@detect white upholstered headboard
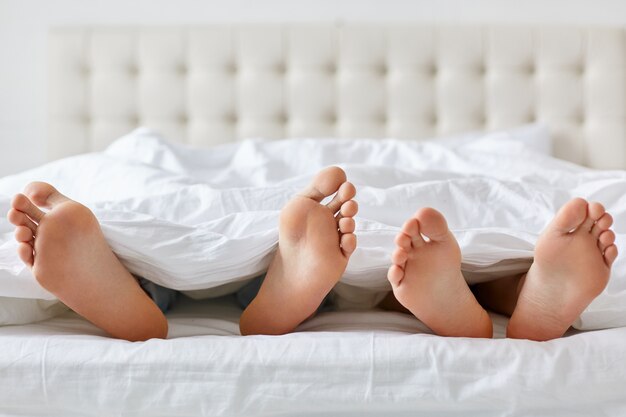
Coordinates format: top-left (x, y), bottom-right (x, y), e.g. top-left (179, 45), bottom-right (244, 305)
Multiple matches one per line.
top-left (48, 24), bottom-right (626, 169)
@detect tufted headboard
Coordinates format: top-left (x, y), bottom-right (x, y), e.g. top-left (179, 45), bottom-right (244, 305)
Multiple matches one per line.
top-left (48, 24), bottom-right (626, 169)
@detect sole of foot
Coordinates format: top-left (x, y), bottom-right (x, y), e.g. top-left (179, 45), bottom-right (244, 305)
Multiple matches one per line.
top-left (239, 166), bottom-right (358, 335)
top-left (507, 198), bottom-right (617, 341)
top-left (7, 181), bottom-right (168, 341)
top-left (387, 207), bottom-right (492, 338)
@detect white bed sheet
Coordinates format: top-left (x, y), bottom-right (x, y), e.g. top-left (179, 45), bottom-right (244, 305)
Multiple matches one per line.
top-left (1, 296), bottom-right (625, 417)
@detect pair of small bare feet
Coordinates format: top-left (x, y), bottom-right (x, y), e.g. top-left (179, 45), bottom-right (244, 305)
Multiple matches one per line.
top-left (7, 167), bottom-right (618, 341)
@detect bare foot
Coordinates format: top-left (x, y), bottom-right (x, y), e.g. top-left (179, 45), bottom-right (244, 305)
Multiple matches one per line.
top-left (7, 182), bottom-right (167, 341)
top-left (507, 198), bottom-right (617, 341)
top-left (387, 208), bottom-right (492, 338)
top-left (239, 167), bottom-right (358, 335)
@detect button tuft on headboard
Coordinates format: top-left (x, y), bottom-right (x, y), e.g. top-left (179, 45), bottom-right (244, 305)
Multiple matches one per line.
top-left (46, 25), bottom-right (626, 169)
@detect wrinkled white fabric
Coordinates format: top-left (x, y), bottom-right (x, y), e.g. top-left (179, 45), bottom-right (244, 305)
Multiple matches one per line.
top-left (1, 297), bottom-right (626, 417)
top-left (0, 125), bottom-right (624, 329)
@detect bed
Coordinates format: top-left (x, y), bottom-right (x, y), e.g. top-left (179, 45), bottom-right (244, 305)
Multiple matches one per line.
top-left (1, 24), bottom-right (626, 416)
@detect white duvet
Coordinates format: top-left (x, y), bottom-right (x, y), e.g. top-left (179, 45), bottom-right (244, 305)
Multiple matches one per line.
top-left (0, 125), bottom-right (625, 330)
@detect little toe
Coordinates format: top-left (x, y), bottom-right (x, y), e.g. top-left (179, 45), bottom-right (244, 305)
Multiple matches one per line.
top-left (387, 264), bottom-right (405, 287)
top-left (340, 200), bottom-right (358, 218)
top-left (7, 209), bottom-right (37, 233)
top-left (549, 198), bottom-right (588, 233)
top-left (591, 213), bottom-right (613, 238)
top-left (394, 232), bottom-right (412, 251)
top-left (340, 233), bottom-right (357, 257)
top-left (17, 242), bottom-right (34, 267)
top-left (598, 230), bottom-right (616, 253)
top-left (10, 194), bottom-right (45, 223)
top-left (326, 182), bottom-right (356, 213)
top-left (415, 207), bottom-right (450, 241)
top-left (392, 247), bottom-right (408, 266)
top-left (338, 217), bottom-right (355, 234)
top-left (14, 226), bottom-right (33, 243)
top-left (604, 245), bottom-right (618, 267)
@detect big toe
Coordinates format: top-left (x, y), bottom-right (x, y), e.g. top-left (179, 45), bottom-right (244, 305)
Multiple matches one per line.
top-left (23, 182), bottom-right (68, 209)
top-left (549, 198), bottom-right (588, 234)
top-left (10, 194), bottom-right (45, 223)
top-left (300, 166), bottom-right (348, 201)
top-left (415, 207), bottom-right (451, 241)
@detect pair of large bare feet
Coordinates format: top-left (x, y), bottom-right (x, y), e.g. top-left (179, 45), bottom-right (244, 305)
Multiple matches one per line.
top-left (5, 167), bottom-right (358, 340)
top-left (7, 167), bottom-right (618, 341)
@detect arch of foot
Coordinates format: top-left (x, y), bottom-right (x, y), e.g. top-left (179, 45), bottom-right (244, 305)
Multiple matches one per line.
top-left (47, 25), bottom-right (626, 168)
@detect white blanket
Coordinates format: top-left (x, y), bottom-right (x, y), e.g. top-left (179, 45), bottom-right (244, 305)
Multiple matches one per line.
top-left (1, 126), bottom-right (625, 329)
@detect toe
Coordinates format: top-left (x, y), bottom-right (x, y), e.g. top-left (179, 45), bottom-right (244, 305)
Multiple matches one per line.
top-left (340, 233), bottom-right (356, 257)
top-left (7, 209), bottom-right (37, 233)
top-left (387, 264), bottom-right (405, 287)
top-left (23, 182), bottom-right (69, 209)
top-left (326, 182), bottom-right (356, 213)
top-left (391, 247), bottom-right (408, 265)
top-left (401, 218), bottom-right (425, 247)
top-left (10, 194), bottom-right (30, 211)
top-left (598, 230), bottom-right (616, 253)
top-left (414, 207), bottom-right (450, 242)
top-left (7, 208), bottom-right (20, 226)
top-left (17, 242), bottom-right (34, 267)
top-left (10, 194), bottom-right (45, 223)
top-left (394, 232), bottom-right (412, 251)
top-left (549, 198), bottom-right (588, 234)
top-left (338, 217), bottom-right (355, 234)
top-left (339, 200), bottom-right (358, 218)
top-left (591, 213), bottom-right (613, 238)
top-left (604, 245), bottom-right (618, 267)
top-left (582, 202), bottom-right (605, 231)
top-left (14, 226), bottom-right (33, 243)
top-left (299, 166), bottom-right (347, 202)
top-left (588, 202), bottom-right (606, 221)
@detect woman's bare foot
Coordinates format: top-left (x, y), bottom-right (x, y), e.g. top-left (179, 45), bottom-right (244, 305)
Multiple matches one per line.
top-left (239, 167), bottom-right (358, 335)
top-left (507, 198), bottom-right (617, 341)
top-left (387, 208), bottom-right (492, 338)
top-left (7, 182), bottom-right (167, 341)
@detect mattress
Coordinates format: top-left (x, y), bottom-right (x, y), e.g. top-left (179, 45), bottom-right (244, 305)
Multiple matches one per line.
top-left (1, 295), bottom-right (625, 417)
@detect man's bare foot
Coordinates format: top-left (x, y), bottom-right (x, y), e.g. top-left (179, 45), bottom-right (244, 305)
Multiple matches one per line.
top-left (239, 167), bottom-right (358, 335)
top-left (387, 208), bottom-right (492, 338)
top-left (507, 198), bottom-right (617, 341)
top-left (7, 182), bottom-right (167, 341)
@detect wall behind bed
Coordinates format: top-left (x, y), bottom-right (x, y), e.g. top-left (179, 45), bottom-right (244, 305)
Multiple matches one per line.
top-left (1, 0), bottom-right (625, 177)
